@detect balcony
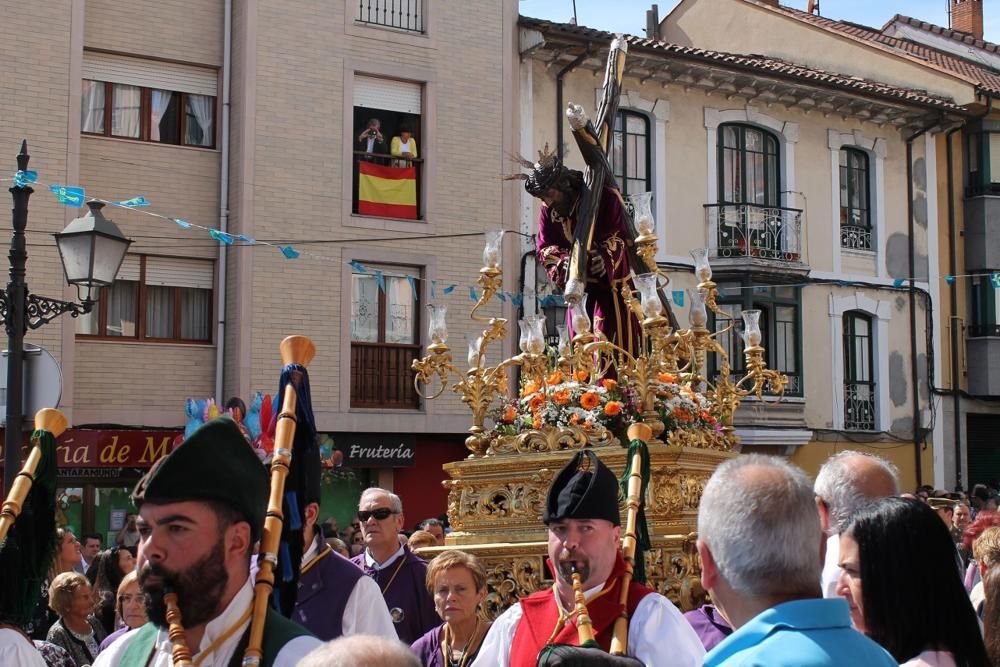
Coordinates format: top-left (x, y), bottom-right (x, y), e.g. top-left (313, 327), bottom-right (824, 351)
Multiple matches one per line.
top-left (964, 195), bottom-right (1000, 273)
top-left (967, 333), bottom-right (1000, 397)
top-left (351, 342), bottom-right (421, 409)
top-left (355, 0), bottom-right (424, 33)
top-left (844, 382), bottom-right (876, 431)
top-left (705, 203), bottom-right (806, 270)
top-left (353, 152), bottom-right (423, 220)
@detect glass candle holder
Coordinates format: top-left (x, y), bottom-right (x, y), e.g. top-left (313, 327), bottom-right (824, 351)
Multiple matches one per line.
top-left (688, 289), bottom-right (708, 328)
top-left (521, 315), bottom-right (546, 355)
top-left (633, 272), bottom-right (663, 319)
top-left (466, 335), bottom-right (482, 367)
top-left (741, 309), bottom-right (763, 347)
top-left (690, 248), bottom-right (713, 284)
top-left (570, 294), bottom-right (591, 334)
top-left (628, 192), bottom-right (655, 236)
top-left (427, 304), bottom-right (448, 345)
top-left (483, 230), bottom-right (503, 269)
top-left (557, 324), bottom-right (571, 358)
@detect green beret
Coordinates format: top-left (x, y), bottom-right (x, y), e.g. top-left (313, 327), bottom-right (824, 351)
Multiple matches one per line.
top-left (132, 417), bottom-right (269, 540)
top-left (543, 450), bottom-right (621, 526)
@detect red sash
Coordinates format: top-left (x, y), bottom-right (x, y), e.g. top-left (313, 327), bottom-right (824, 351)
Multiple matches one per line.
top-left (509, 553), bottom-right (654, 665)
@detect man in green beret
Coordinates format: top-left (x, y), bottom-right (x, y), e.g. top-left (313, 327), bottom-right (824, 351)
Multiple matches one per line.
top-left (94, 418), bottom-right (321, 667)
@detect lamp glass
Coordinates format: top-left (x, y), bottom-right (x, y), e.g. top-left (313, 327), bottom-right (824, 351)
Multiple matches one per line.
top-left (428, 304), bottom-right (448, 345)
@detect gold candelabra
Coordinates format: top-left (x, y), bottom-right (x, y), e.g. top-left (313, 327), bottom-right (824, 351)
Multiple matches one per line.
top-left (412, 199), bottom-right (788, 455)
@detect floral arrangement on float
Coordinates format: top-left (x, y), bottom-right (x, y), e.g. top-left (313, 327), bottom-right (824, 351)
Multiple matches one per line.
top-left (651, 372), bottom-right (723, 435)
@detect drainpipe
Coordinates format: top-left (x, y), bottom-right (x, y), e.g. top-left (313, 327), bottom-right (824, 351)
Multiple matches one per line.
top-left (555, 46), bottom-right (591, 160)
top-left (906, 116), bottom-right (943, 486)
top-left (946, 124), bottom-right (962, 490)
top-left (215, 0), bottom-right (233, 402)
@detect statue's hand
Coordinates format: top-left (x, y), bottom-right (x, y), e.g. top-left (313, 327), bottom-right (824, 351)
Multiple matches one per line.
top-left (588, 251), bottom-right (607, 278)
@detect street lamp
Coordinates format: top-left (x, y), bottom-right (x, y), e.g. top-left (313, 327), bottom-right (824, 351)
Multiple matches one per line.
top-left (3, 141), bottom-right (132, 490)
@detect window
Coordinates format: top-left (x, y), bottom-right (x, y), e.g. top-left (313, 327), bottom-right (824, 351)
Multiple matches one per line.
top-left (352, 76), bottom-right (423, 220)
top-left (970, 275), bottom-right (1000, 337)
top-left (709, 282), bottom-right (802, 396)
top-left (839, 148), bottom-right (871, 251)
top-left (843, 312), bottom-right (875, 430)
top-left (81, 80), bottom-right (215, 148)
top-left (355, 0), bottom-right (424, 33)
top-left (350, 264), bottom-right (421, 409)
top-left (77, 255), bottom-right (213, 342)
top-left (718, 124), bottom-right (780, 206)
top-left (968, 131), bottom-right (1000, 196)
top-left (612, 110), bottom-right (650, 197)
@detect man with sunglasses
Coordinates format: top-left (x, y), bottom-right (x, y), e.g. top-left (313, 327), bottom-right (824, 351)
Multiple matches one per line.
top-left (350, 488), bottom-right (438, 644)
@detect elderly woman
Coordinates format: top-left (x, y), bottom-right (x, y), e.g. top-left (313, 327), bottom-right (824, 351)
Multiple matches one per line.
top-left (28, 528), bottom-right (83, 641)
top-left (98, 571), bottom-right (146, 650)
top-left (411, 550), bottom-right (490, 667)
top-left (85, 546), bottom-right (135, 635)
top-left (45, 571), bottom-right (106, 666)
top-left (837, 497), bottom-right (989, 667)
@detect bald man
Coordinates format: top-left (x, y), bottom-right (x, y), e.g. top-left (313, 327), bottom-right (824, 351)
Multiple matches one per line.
top-left (813, 451), bottom-right (899, 597)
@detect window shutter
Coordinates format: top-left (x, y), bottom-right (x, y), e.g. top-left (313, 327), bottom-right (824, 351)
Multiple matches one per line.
top-left (145, 257), bottom-right (214, 289)
top-left (82, 52), bottom-right (218, 97)
top-left (354, 76), bottom-right (422, 114)
top-left (116, 255), bottom-right (141, 282)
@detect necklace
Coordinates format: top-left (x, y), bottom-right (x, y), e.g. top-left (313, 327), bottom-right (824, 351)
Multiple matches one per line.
top-left (65, 622), bottom-right (94, 641)
top-left (441, 618), bottom-right (481, 667)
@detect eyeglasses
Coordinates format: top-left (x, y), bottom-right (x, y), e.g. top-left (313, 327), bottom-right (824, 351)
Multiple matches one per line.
top-left (119, 593), bottom-right (148, 605)
top-left (358, 508), bottom-right (397, 522)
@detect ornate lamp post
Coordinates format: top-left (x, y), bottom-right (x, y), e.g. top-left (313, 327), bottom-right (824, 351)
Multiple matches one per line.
top-left (3, 141), bottom-right (132, 490)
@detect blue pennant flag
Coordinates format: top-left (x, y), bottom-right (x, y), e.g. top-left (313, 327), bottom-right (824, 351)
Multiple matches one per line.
top-left (443, 285), bottom-right (456, 295)
top-left (431, 280), bottom-right (437, 299)
top-left (374, 270), bottom-right (385, 292)
top-left (116, 195), bottom-right (149, 208)
top-left (349, 260), bottom-right (367, 274)
top-left (672, 290), bottom-right (685, 308)
top-left (49, 185), bottom-right (85, 207)
top-left (280, 245), bottom-right (300, 259)
top-left (407, 275), bottom-right (418, 300)
top-left (14, 170), bottom-right (37, 187)
top-left (992, 273), bottom-right (1000, 289)
top-left (237, 234), bottom-right (256, 244)
top-left (892, 278), bottom-right (905, 288)
top-left (512, 293), bottom-right (524, 307)
top-left (470, 287), bottom-right (478, 302)
top-left (209, 229), bottom-right (234, 245)
top-left (496, 291), bottom-right (507, 303)
top-left (172, 218), bottom-right (193, 229)
top-left (945, 275), bottom-right (955, 285)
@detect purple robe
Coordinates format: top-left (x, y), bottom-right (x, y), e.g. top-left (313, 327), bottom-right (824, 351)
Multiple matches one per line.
top-left (537, 186), bottom-right (640, 356)
top-left (352, 545), bottom-right (438, 644)
top-left (683, 604), bottom-right (733, 651)
top-left (294, 532), bottom-right (366, 640)
top-left (411, 624), bottom-right (444, 667)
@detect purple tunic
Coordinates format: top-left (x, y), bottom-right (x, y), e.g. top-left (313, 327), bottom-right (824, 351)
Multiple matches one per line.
top-left (294, 532), bottom-right (366, 640)
top-left (537, 186), bottom-right (640, 356)
top-left (99, 625), bottom-right (129, 651)
top-left (411, 624), bottom-right (444, 667)
top-left (351, 545), bottom-right (438, 644)
top-left (683, 604), bottom-right (733, 651)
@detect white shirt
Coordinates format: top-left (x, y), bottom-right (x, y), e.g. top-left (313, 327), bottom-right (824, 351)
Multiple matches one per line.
top-left (94, 576), bottom-right (321, 667)
top-left (901, 650), bottom-right (958, 667)
top-left (471, 586), bottom-right (705, 667)
top-left (364, 543), bottom-right (405, 570)
top-left (300, 539), bottom-right (396, 638)
top-left (821, 533), bottom-right (841, 598)
top-left (0, 628), bottom-right (46, 667)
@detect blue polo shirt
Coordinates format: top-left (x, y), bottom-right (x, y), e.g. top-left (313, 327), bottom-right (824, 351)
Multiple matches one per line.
top-left (703, 598), bottom-right (897, 666)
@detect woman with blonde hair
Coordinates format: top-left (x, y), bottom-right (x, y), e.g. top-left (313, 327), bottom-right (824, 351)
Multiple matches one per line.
top-left (28, 528), bottom-right (83, 640)
top-left (970, 526), bottom-right (1000, 618)
top-left (45, 571), bottom-right (105, 666)
top-left (410, 550), bottom-right (490, 667)
top-left (97, 571), bottom-right (146, 650)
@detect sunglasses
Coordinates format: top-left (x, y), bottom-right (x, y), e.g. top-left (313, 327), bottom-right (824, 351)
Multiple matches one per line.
top-left (358, 508), bottom-right (397, 522)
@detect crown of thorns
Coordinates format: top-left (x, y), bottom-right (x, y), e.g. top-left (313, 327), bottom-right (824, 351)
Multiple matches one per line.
top-left (504, 143), bottom-right (566, 197)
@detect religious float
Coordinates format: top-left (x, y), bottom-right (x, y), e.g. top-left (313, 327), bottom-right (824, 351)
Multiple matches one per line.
top-left (410, 37), bottom-right (788, 619)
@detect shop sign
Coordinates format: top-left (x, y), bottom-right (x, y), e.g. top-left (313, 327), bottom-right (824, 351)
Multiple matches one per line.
top-left (329, 432), bottom-right (416, 468)
top-left (0, 430), bottom-right (181, 469)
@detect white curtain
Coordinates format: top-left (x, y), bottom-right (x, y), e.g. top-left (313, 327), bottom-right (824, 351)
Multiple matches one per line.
top-left (107, 281), bottom-right (137, 336)
top-left (351, 275), bottom-right (379, 342)
top-left (111, 85), bottom-right (140, 138)
top-left (180, 288), bottom-right (210, 340)
top-left (386, 276), bottom-right (414, 344)
top-left (145, 285), bottom-right (174, 337)
top-left (149, 90), bottom-right (174, 142)
top-left (81, 80), bottom-right (105, 133)
top-left (185, 94), bottom-right (214, 146)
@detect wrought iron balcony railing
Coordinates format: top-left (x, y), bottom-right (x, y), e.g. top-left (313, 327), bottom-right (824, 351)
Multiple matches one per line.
top-left (355, 0), bottom-right (424, 33)
top-left (705, 203), bottom-right (805, 265)
top-left (968, 324), bottom-right (1000, 338)
top-left (844, 381), bottom-right (876, 431)
top-left (841, 225), bottom-right (873, 251)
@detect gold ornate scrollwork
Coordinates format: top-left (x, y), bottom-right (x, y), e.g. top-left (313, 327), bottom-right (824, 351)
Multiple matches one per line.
top-left (483, 557), bottom-right (548, 619)
top-left (488, 424), bottom-right (618, 456)
top-left (643, 537), bottom-right (706, 612)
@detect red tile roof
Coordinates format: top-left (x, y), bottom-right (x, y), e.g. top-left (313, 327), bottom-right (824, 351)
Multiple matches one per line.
top-left (883, 14), bottom-right (1000, 56)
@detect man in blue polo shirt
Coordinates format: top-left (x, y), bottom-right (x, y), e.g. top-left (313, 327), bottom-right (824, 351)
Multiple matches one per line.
top-left (696, 455), bottom-right (896, 666)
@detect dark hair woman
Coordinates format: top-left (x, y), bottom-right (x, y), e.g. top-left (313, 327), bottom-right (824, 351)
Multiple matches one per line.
top-left (836, 497), bottom-right (989, 667)
top-left (84, 546), bottom-right (135, 636)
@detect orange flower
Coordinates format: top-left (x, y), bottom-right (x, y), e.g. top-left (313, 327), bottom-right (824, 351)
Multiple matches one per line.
top-left (521, 380), bottom-right (541, 397)
top-left (546, 371), bottom-right (564, 386)
top-left (580, 392), bottom-right (600, 410)
top-left (533, 414), bottom-right (543, 429)
top-left (584, 419), bottom-right (594, 431)
top-left (601, 378), bottom-right (618, 392)
top-left (575, 370), bottom-right (590, 382)
top-left (503, 406), bottom-right (517, 422)
top-left (658, 373), bottom-right (676, 384)
top-left (569, 414), bottom-right (582, 426)
top-left (604, 401), bottom-right (623, 416)
top-left (552, 389), bottom-right (571, 405)
top-left (528, 394), bottom-right (545, 413)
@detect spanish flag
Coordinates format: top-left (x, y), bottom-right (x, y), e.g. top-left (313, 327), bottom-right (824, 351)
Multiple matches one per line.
top-left (358, 161), bottom-right (418, 219)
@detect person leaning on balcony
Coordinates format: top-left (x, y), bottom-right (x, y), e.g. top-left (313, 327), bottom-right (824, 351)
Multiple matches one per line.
top-left (472, 449), bottom-right (705, 667)
top-left (358, 118), bottom-right (384, 161)
top-left (390, 125), bottom-right (417, 167)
